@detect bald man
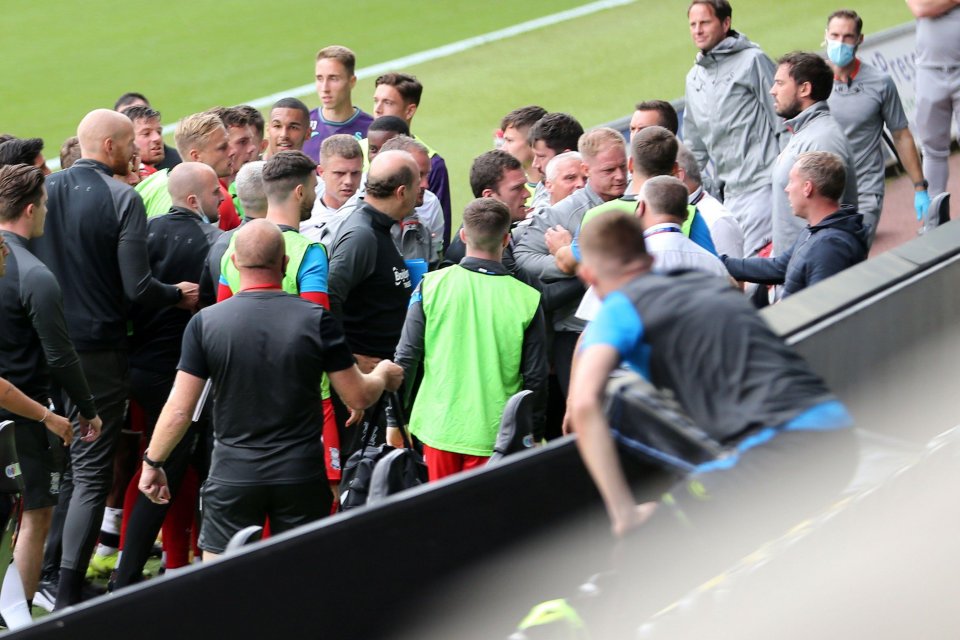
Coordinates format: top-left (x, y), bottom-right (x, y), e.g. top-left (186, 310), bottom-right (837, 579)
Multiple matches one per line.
top-left (114, 162), bottom-right (222, 588)
top-left (327, 150), bottom-right (416, 456)
top-left (31, 109), bottom-right (199, 608)
top-left (139, 219), bottom-right (403, 559)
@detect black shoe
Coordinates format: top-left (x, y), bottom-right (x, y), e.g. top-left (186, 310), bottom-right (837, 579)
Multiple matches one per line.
top-left (33, 580), bottom-right (56, 612)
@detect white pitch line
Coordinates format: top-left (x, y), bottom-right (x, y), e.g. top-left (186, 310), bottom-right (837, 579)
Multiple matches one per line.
top-left (161, 0), bottom-right (636, 134)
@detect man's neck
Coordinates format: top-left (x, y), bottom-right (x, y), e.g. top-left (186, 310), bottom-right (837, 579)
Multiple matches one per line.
top-left (238, 272), bottom-right (283, 292)
top-left (0, 222), bottom-right (30, 240)
top-left (465, 248), bottom-right (503, 262)
top-left (266, 206), bottom-right (301, 229)
top-left (832, 58), bottom-right (859, 83)
top-left (597, 266), bottom-right (649, 297)
top-left (322, 103), bottom-right (356, 123)
top-left (803, 201), bottom-right (840, 227)
top-left (363, 197), bottom-right (404, 222)
top-left (642, 213), bottom-right (682, 231)
top-left (322, 192), bottom-right (345, 211)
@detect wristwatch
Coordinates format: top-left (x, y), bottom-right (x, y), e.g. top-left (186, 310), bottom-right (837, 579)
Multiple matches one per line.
top-left (142, 452), bottom-right (165, 469)
top-left (914, 180), bottom-right (929, 190)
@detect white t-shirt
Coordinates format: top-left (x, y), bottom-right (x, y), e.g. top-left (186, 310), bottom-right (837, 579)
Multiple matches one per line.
top-left (690, 187), bottom-right (745, 259)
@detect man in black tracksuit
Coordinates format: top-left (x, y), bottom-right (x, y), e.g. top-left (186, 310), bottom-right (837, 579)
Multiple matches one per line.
top-left (0, 164), bottom-right (101, 606)
top-left (721, 151), bottom-right (868, 301)
top-left (327, 150), bottom-right (417, 456)
top-left (31, 110), bottom-right (198, 607)
top-left (114, 163), bottom-right (223, 588)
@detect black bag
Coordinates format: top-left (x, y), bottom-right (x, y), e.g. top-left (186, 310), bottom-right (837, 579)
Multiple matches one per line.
top-left (604, 372), bottom-right (730, 473)
top-left (339, 393), bottom-right (427, 511)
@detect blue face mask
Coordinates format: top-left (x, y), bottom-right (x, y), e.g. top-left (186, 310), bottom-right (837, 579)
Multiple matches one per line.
top-left (826, 39), bottom-right (856, 67)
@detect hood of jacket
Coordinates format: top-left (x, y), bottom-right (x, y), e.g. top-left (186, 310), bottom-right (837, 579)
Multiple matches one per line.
top-left (696, 31), bottom-right (758, 65)
top-left (809, 204), bottom-right (869, 251)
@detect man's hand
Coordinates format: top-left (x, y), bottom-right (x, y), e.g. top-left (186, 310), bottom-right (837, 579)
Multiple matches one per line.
top-left (545, 225), bottom-right (573, 256)
top-left (345, 406), bottom-right (364, 427)
top-left (915, 190), bottom-right (931, 222)
top-left (374, 360), bottom-right (405, 392)
top-left (44, 412), bottom-right (73, 445)
top-left (386, 426), bottom-right (405, 448)
top-left (78, 414), bottom-right (103, 443)
top-left (354, 354), bottom-right (381, 374)
top-left (139, 465), bottom-right (171, 504)
top-left (175, 282), bottom-right (200, 311)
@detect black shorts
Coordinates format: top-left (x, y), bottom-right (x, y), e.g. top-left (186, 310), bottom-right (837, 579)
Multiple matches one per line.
top-left (13, 420), bottom-right (63, 511)
top-left (198, 477), bottom-right (332, 554)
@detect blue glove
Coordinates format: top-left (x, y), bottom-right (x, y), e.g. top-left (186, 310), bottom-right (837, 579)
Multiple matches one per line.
top-left (915, 190), bottom-right (931, 222)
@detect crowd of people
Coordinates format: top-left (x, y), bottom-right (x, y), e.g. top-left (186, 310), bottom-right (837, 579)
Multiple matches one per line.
top-left (0, 0), bottom-right (956, 622)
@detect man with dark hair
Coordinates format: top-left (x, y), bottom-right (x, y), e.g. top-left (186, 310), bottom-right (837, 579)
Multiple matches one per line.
top-left (0, 138), bottom-right (50, 175)
top-left (303, 46), bottom-right (373, 163)
top-left (113, 163), bottom-right (223, 589)
top-left (684, 0), bottom-right (780, 257)
top-left (217, 151), bottom-right (343, 494)
top-left (120, 105), bottom-right (164, 177)
top-left (395, 197), bottom-right (547, 481)
top-left (723, 151), bottom-right (867, 299)
top-left (366, 116), bottom-right (410, 160)
top-left (0, 164), bottom-right (102, 608)
top-left (500, 105), bottom-right (548, 189)
top-left (139, 219), bottom-right (404, 558)
top-left (527, 113), bottom-right (585, 209)
top-left (373, 72), bottom-right (452, 250)
top-left (770, 51), bottom-right (858, 255)
top-left (630, 100), bottom-right (679, 138)
top-left (113, 92), bottom-right (181, 171)
top-left (327, 150), bottom-right (417, 454)
top-left (227, 105), bottom-right (266, 215)
top-left (570, 207), bottom-right (854, 540)
top-left (265, 98), bottom-right (311, 159)
top-left (824, 9), bottom-right (930, 242)
top-left (31, 109), bottom-right (198, 607)
top-left (444, 150), bottom-right (530, 266)
top-left (906, 0), bottom-right (960, 204)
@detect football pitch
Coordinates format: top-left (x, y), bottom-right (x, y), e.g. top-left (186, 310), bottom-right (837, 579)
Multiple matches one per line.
top-left (2, 0), bottom-right (914, 222)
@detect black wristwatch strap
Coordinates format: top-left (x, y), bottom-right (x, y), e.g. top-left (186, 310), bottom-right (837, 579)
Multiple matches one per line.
top-left (142, 452), bottom-right (165, 469)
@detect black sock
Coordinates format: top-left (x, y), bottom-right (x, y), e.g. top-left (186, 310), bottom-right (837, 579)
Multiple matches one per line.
top-left (98, 531), bottom-right (120, 550)
top-left (55, 568), bottom-right (83, 609)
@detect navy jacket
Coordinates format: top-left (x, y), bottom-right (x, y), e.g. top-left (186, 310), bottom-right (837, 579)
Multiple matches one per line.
top-left (722, 205), bottom-right (868, 298)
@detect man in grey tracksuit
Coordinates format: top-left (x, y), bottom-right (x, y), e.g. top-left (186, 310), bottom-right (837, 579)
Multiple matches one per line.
top-left (769, 52), bottom-right (858, 256)
top-left (684, 0), bottom-right (781, 256)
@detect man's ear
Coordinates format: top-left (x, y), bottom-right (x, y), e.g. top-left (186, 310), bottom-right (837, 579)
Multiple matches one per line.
top-left (458, 227), bottom-right (467, 244)
top-left (481, 188), bottom-right (494, 198)
top-left (502, 232), bottom-right (511, 248)
top-left (187, 148), bottom-right (202, 162)
top-left (231, 253), bottom-right (239, 269)
top-left (281, 254), bottom-right (290, 277)
top-left (404, 102), bottom-right (418, 123)
top-left (635, 199), bottom-right (646, 219)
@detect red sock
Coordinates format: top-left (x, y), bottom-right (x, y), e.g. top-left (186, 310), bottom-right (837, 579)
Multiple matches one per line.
top-left (162, 465), bottom-right (198, 569)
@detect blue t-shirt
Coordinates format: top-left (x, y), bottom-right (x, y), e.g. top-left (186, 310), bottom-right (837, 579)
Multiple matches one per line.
top-left (580, 290), bottom-right (651, 379)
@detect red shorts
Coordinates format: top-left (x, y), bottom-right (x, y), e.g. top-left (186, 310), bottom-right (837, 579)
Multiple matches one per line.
top-left (322, 398), bottom-right (342, 482)
top-left (422, 444), bottom-right (489, 482)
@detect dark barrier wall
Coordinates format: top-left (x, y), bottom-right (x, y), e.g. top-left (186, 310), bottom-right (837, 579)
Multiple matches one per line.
top-left (13, 222), bottom-right (960, 639)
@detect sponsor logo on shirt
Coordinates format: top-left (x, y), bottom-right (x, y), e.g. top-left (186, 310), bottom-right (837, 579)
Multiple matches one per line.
top-left (393, 266), bottom-right (411, 289)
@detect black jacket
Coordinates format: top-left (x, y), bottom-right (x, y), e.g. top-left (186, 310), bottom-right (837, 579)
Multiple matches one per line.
top-left (722, 205), bottom-right (868, 298)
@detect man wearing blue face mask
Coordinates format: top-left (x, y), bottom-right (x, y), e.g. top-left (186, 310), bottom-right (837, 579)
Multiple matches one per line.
top-left (824, 9), bottom-right (930, 244)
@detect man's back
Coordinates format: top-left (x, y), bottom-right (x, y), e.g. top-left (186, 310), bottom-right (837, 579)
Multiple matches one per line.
top-left (409, 263), bottom-right (541, 456)
top-left (33, 159), bottom-right (178, 350)
top-left (589, 271), bottom-right (834, 442)
top-left (179, 291), bottom-right (353, 485)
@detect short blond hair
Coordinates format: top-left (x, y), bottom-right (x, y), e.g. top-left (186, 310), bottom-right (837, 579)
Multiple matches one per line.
top-left (578, 127), bottom-right (625, 161)
top-left (174, 112), bottom-right (226, 157)
top-left (316, 45), bottom-right (357, 76)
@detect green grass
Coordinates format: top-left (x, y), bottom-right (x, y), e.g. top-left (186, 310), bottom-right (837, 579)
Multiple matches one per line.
top-left (1, 0), bottom-right (914, 226)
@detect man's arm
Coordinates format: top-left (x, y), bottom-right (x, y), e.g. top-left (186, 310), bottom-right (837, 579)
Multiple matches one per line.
top-left (513, 206), bottom-right (571, 283)
top-left (906, 0), bottom-right (960, 18)
top-left (297, 244), bottom-right (331, 308)
top-left (328, 361), bottom-right (404, 411)
top-left (140, 370), bottom-right (206, 504)
top-left (0, 377), bottom-right (73, 444)
top-left (569, 344), bottom-right (655, 536)
top-left (804, 234), bottom-right (864, 288)
top-left (520, 305), bottom-right (549, 436)
top-left (117, 193), bottom-right (195, 309)
top-left (393, 285), bottom-right (426, 403)
top-left (22, 266), bottom-right (98, 421)
top-left (326, 227), bottom-right (376, 319)
top-left (721, 249), bottom-right (791, 285)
